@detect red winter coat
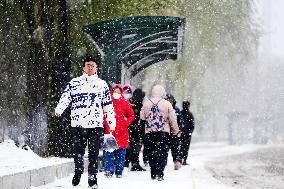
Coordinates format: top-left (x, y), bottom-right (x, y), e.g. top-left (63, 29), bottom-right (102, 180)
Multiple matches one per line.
top-left (104, 84), bottom-right (135, 148)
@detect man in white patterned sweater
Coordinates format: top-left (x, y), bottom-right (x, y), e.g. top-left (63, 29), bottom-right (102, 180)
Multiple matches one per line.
top-left (55, 55), bottom-right (116, 189)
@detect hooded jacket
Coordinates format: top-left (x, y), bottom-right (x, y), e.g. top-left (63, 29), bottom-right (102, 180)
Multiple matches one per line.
top-left (165, 94), bottom-right (184, 130)
top-left (181, 101), bottom-right (195, 134)
top-left (55, 73), bottom-right (116, 130)
top-left (104, 84), bottom-right (135, 148)
top-left (128, 88), bottom-right (145, 138)
top-left (140, 85), bottom-right (179, 135)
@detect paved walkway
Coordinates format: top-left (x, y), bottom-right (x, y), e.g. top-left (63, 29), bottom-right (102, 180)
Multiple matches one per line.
top-left (32, 161), bottom-right (194, 189)
top-left (32, 143), bottom-right (236, 189)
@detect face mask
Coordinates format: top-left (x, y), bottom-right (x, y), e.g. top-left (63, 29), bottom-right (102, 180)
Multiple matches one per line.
top-left (123, 94), bottom-right (132, 99)
top-left (113, 93), bottom-right (121, 99)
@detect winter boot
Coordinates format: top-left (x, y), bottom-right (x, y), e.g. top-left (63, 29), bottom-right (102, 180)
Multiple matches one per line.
top-left (89, 183), bottom-right (98, 189)
top-left (104, 171), bottom-right (113, 178)
top-left (157, 176), bottom-right (164, 181)
top-left (88, 175), bottom-right (98, 189)
top-left (182, 159), bottom-right (189, 165)
top-left (72, 174), bottom-right (81, 186)
top-left (131, 163), bottom-right (146, 171)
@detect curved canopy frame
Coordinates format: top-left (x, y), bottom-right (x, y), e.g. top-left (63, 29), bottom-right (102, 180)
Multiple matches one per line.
top-left (82, 16), bottom-right (186, 84)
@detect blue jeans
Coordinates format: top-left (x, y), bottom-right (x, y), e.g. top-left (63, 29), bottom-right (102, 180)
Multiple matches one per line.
top-left (104, 148), bottom-right (126, 176)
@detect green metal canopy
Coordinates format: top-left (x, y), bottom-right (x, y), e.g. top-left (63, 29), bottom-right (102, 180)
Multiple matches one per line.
top-left (82, 16), bottom-right (185, 84)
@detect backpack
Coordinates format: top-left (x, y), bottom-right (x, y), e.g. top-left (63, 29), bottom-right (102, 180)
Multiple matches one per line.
top-left (145, 99), bottom-right (165, 132)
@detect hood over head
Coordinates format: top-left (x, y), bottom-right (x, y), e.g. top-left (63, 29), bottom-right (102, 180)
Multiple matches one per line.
top-left (132, 88), bottom-right (145, 102)
top-left (182, 101), bottom-right (190, 111)
top-left (165, 94), bottom-right (176, 107)
top-left (151, 85), bottom-right (166, 98)
top-left (110, 84), bottom-right (124, 95)
top-left (123, 83), bottom-right (133, 94)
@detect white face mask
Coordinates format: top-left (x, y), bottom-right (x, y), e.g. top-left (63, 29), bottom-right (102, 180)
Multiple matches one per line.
top-left (123, 93), bottom-right (132, 99)
top-left (113, 93), bottom-right (121, 99)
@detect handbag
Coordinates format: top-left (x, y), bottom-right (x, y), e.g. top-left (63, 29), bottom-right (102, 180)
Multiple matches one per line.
top-left (101, 134), bottom-right (118, 152)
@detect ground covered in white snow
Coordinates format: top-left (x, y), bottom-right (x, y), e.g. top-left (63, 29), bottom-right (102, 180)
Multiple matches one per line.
top-left (0, 140), bottom-right (72, 177)
top-left (1, 140), bottom-right (283, 189)
top-left (205, 145), bottom-right (284, 189)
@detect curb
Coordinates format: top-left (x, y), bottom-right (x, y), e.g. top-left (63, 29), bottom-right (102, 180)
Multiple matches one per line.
top-left (0, 159), bottom-right (88, 189)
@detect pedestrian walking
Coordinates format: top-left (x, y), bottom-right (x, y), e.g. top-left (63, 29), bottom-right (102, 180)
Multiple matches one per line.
top-left (180, 101), bottom-right (195, 165)
top-left (124, 87), bottom-right (146, 171)
top-left (165, 94), bottom-right (184, 170)
top-left (55, 55), bottom-right (116, 189)
top-left (104, 84), bottom-right (135, 178)
top-left (140, 85), bottom-right (179, 181)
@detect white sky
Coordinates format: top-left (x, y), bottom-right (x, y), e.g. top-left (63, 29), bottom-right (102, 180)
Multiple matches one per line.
top-left (270, 0), bottom-right (284, 57)
top-left (258, 0), bottom-right (284, 57)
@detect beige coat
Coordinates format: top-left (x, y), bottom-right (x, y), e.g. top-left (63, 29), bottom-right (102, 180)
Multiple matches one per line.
top-left (140, 85), bottom-right (179, 135)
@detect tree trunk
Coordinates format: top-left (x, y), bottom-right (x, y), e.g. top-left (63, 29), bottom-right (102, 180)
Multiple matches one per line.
top-left (19, 0), bottom-right (49, 156)
top-left (47, 0), bottom-right (72, 157)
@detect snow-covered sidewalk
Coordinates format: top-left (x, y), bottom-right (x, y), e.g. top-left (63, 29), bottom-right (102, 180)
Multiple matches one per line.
top-left (2, 140), bottom-right (279, 189)
top-left (31, 143), bottom-right (262, 189)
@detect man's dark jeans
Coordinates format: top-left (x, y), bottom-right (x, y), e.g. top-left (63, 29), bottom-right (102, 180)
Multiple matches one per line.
top-left (72, 127), bottom-right (103, 179)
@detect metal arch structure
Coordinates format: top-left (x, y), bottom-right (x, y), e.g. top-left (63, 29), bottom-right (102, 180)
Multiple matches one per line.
top-left (82, 16), bottom-right (185, 85)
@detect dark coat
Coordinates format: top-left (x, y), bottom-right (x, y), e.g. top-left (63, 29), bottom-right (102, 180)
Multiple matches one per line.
top-left (174, 107), bottom-right (184, 130)
top-left (181, 110), bottom-right (194, 135)
top-left (128, 88), bottom-right (145, 139)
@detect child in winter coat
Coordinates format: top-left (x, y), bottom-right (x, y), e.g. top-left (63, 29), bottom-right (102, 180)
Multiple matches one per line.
top-left (104, 84), bottom-right (135, 178)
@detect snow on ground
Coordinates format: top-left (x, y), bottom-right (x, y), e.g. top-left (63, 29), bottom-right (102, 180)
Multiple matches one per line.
top-left (0, 140), bottom-right (72, 177)
top-left (188, 142), bottom-right (263, 189)
top-left (32, 142), bottom-right (262, 189)
top-left (205, 144), bottom-right (284, 189)
top-left (2, 140), bottom-right (282, 189)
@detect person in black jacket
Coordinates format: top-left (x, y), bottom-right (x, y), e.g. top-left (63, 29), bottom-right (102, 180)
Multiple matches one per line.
top-left (180, 101), bottom-right (195, 165)
top-left (165, 94), bottom-right (184, 170)
top-left (124, 87), bottom-right (146, 171)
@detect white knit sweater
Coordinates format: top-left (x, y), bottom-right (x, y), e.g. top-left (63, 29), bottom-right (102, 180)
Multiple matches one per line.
top-left (55, 73), bottom-right (116, 130)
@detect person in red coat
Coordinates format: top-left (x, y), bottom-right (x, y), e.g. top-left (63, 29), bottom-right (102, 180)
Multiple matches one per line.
top-left (104, 84), bottom-right (135, 178)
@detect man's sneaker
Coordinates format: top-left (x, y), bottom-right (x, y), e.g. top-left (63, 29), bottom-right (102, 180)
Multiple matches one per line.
top-left (72, 174), bottom-right (81, 186)
top-left (104, 171), bottom-right (113, 178)
top-left (116, 174), bottom-right (122, 178)
top-left (88, 175), bottom-right (97, 188)
top-left (131, 164), bottom-right (146, 171)
top-left (89, 184), bottom-right (98, 189)
top-left (174, 161), bottom-right (181, 170)
top-left (156, 176), bottom-right (164, 181)
top-left (151, 174), bottom-right (156, 180)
